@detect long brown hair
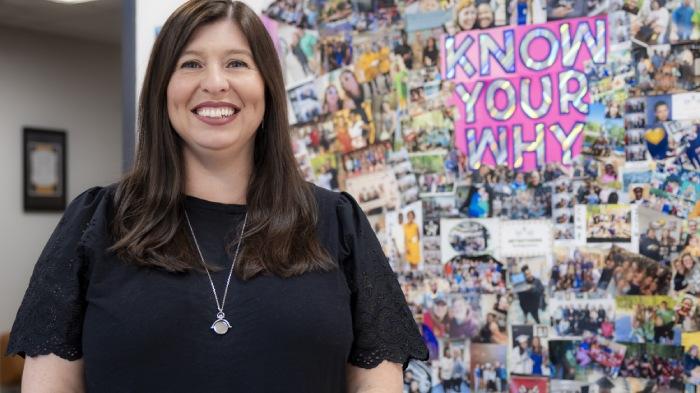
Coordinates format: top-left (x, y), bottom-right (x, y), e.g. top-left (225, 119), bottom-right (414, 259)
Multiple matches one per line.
top-left (109, 0), bottom-right (335, 279)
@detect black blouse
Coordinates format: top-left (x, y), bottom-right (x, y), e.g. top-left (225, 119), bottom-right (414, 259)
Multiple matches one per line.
top-left (5, 183), bottom-right (428, 392)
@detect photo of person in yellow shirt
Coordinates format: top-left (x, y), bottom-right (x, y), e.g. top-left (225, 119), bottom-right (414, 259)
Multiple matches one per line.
top-left (404, 210), bottom-right (422, 269)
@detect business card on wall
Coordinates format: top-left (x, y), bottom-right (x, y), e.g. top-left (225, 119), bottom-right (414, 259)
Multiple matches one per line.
top-left (499, 220), bottom-right (553, 258)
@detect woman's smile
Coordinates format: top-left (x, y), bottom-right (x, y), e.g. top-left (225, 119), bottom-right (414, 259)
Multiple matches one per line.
top-left (191, 101), bottom-right (241, 126)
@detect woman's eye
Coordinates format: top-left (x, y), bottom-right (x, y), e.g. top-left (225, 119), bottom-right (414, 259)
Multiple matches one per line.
top-left (180, 61), bottom-right (200, 69)
top-left (228, 60), bottom-right (248, 68)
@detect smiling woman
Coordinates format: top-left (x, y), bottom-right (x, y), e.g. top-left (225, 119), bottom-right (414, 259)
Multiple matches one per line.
top-left (5, 1), bottom-right (428, 392)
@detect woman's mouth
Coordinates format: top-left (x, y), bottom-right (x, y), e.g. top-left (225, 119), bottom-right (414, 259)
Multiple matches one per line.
top-left (190, 105), bottom-right (241, 125)
top-left (191, 106), bottom-right (240, 118)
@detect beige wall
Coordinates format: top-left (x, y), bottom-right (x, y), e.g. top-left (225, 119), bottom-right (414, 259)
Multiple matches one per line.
top-left (0, 26), bottom-right (122, 333)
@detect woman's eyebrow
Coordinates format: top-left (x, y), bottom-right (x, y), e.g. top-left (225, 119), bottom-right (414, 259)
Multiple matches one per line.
top-left (180, 48), bottom-right (253, 57)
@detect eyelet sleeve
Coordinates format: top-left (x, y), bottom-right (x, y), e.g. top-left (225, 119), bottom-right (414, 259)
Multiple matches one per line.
top-left (337, 191), bottom-right (429, 371)
top-left (5, 186), bottom-right (107, 360)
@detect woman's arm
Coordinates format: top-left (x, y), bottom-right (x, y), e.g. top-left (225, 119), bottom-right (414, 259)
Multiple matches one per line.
top-left (22, 354), bottom-right (85, 393)
top-left (346, 360), bottom-right (402, 393)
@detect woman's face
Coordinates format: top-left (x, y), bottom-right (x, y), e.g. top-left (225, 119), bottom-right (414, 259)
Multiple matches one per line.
top-left (457, 5), bottom-right (477, 31)
top-left (610, 102), bottom-right (619, 116)
top-left (428, 37), bottom-right (436, 49)
top-left (683, 298), bottom-right (693, 310)
top-left (684, 255), bottom-right (694, 269)
top-left (325, 86), bottom-right (339, 105)
top-left (340, 71), bottom-right (361, 98)
top-left (167, 19), bottom-right (264, 160)
top-left (452, 298), bottom-right (468, 317)
top-left (434, 302), bottom-right (448, 318)
top-left (477, 3), bottom-right (494, 28)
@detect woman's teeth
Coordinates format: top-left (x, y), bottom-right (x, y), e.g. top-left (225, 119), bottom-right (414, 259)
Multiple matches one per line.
top-left (195, 107), bottom-right (236, 118)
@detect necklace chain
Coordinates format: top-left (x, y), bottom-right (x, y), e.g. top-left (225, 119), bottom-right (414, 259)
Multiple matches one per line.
top-left (184, 209), bottom-right (248, 315)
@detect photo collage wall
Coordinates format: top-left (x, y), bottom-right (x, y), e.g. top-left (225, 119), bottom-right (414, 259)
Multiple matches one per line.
top-left (262, 0), bottom-right (700, 391)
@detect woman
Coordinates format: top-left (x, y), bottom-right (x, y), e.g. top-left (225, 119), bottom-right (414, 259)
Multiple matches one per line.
top-left (423, 298), bottom-right (449, 338)
top-left (422, 37), bottom-right (440, 68)
top-left (680, 252), bottom-right (700, 294)
top-left (454, 0), bottom-right (478, 31)
top-left (5, 1), bottom-right (428, 391)
top-left (480, 312), bottom-right (507, 344)
top-left (404, 210), bottom-right (422, 270)
top-left (530, 336), bottom-right (545, 375)
top-left (476, 0), bottom-right (496, 29)
top-left (685, 345), bottom-right (700, 384)
top-left (321, 84), bottom-right (343, 114)
top-left (340, 69), bottom-right (364, 109)
top-left (511, 335), bottom-right (533, 374)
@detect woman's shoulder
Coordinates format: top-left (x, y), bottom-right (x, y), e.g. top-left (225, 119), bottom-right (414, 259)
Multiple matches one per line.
top-left (307, 182), bottom-right (367, 252)
top-left (71, 182), bottom-right (118, 204)
top-left (58, 182), bottom-right (119, 244)
top-left (307, 182), bottom-right (357, 214)
top-left (66, 182), bottom-right (118, 217)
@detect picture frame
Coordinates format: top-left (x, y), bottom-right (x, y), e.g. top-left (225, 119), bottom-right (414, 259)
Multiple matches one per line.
top-left (23, 127), bottom-right (67, 211)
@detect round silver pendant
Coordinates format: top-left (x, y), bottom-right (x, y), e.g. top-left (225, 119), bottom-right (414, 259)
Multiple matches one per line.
top-left (211, 318), bottom-right (231, 335)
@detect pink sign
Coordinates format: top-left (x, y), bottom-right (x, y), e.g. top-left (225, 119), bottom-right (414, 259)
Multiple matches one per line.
top-left (441, 16), bottom-right (608, 171)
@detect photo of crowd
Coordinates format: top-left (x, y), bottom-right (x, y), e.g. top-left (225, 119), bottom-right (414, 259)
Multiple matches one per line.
top-left (585, 205), bottom-right (634, 243)
top-left (578, 334), bottom-right (626, 374)
top-left (550, 299), bottom-right (616, 338)
top-left (619, 343), bottom-right (685, 389)
top-left (549, 246), bottom-right (609, 296)
top-left (614, 296), bottom-right (683, 345)
top-left (446, 219), bottom-right (495, 257)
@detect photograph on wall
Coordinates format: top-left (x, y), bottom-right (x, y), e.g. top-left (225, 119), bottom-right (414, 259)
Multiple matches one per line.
top-left (605, 245), bottom-right (673, 296)
top-left (469, 343), bottom-right (508, 393)
top-left (287, 79), bottom-right (321, 124)
top-left (432, 339), bottom-right (471, 392)
top-left (473, 293), bottom-right (509, 345)
top-left (443, 255), bottom-right (508, 294)
top-left (613, 295), bottom-right (682, 345)
top-left (549, 245), bottom-right (611, 297)
top-left (441, 218), bottom-right (500, 260)
top-left (385, 200), bottom-right (424, 271)
top-left (23, 127), bottom-right (66, 211)
top-left (277, 23), bottom-right (320, 87)
top-left (584, 205), bottom-right (634, 244)
top-left (618, 342), bottom-right (685, 387)
top-left (510, 375), bottom-right (549, 393)
top-left (509, 324), bottom-right (550, 376)
top-left (637, 206), bottom-right (684, 264)
top-left (507, 255), bottom-right (551, 325)
top-left (344, 168), bottom-right (401, 214)
top-left (550, 298), bottom-right (616, 339)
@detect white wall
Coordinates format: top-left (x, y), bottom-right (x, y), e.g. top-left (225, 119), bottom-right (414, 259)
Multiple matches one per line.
top-left (0, 26), bottom-right (122, 333)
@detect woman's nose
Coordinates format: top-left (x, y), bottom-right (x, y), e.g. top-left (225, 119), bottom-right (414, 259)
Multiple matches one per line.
top-left (201, 65), bottom-right (229, 93)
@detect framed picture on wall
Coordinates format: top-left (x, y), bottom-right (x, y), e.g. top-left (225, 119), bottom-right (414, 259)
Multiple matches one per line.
top-left (23, 127), bottom-right (67, 211)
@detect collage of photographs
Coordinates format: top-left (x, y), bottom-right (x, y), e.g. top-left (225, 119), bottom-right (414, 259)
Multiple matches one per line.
top-left (262, 0), bottom-right (700, 391)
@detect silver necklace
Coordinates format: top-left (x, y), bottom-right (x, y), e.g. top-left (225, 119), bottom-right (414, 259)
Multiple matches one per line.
top-left (184, 208), bottom-right (248, 335)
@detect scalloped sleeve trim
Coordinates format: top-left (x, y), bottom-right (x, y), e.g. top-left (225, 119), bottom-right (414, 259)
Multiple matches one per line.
top-left (336, 192), bottom-right (429, 371)
top-left (5, 185), bottom-right (109, 360)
